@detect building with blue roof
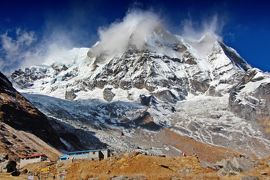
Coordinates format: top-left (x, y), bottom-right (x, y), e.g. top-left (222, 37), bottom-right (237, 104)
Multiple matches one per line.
top-left (59, 149), bottom-right (109, 161)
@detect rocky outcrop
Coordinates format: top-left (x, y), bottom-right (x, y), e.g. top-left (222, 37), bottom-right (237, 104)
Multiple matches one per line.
top-left (103, 88), bottom-right (115, 102)
top-left (229, 69), bottom-right (270, 120)
top-left (254, 82), bottom-right (270, 119)
top-left (229, 69), bottom-right (270, 136)
top-left (10, 67), bottom-right (48, 89)
top-left (140, 95), bottom-right (157, 106)
top-left (190, 79), bottom-right (210, 94)
top-left (152, 90), bottom-right (179, 103)
top-left (65, 89), bottom-right (77, 100)
top-left (215, 157), bottom-right (255, 176)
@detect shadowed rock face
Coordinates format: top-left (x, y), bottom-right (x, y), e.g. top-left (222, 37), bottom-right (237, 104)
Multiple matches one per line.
top-left (0, 72), bottom-right (64, 149)
top-left (0, 72), bottom-right (13, 91)
top-left (2, 71), bottom-right (108, 154)
top-left (219, 42), bottom-right (250, 71)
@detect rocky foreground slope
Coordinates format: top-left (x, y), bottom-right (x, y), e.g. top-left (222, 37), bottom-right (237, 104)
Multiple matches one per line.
top-left (0, 72), bottom-right (65, 160)
top-left (0, 71), bottom-right (103, 162)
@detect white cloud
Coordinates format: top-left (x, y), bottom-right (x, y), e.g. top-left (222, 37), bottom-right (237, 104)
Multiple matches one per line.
top-left (181, 15), bottom-right (223, 41)
top-left (89, 10), bottom-right (224, 60)
top-left (89, 10), bottom-right (162, 57)
top-left (178, 15), bottom-right (224, 58)
top-left (16, 28), bottom-right (36, 46)
top-left (0, 29), bottom-right (36, 72)
top-left (1, 29), bottom-right (36, 55)
top-left (0, 58), bottom-right (4, 67)
top-left (0, 28), bottom-right (73, 72)
top-left (1, 33), bottom-right (19, 55)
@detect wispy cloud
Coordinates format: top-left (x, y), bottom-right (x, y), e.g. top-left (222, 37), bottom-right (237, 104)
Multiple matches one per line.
top-left (89, 10), bottom-right (162, 57)
top-left (89, 10), bottom-right (225, 58)
top-left (0, 28), bottom-right (36, 72)
top-left (180, 15), bottom-right (224, 41)
top-left (1, 28), bottom-right (36, 55)
top-left (0, 28), bottom-right (75, 73)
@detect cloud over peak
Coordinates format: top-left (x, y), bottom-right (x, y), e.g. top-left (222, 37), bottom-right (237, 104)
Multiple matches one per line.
top-left (88, 10), bottom-right (164, 57)
top-left (89, 10), bottom-right (223, 58)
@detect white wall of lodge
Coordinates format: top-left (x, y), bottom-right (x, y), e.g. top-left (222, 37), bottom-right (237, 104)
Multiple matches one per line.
top-left (19, 156), bottom-right (47, 168)
top-left (65, 151), bottom-right (99, 160)
top-left (60, 149), bottom-right (109, 161)
top-left (101, 150), bottom-right (108, 159)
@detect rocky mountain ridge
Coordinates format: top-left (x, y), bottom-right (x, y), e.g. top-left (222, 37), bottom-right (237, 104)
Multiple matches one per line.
top-left (10, 33), bottom-right (250, 103)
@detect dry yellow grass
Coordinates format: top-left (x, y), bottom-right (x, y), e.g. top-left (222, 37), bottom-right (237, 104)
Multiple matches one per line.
top-left (0, 173), bottom-right (27, 180)
top-left (1, 153), bottom-right (270, 180)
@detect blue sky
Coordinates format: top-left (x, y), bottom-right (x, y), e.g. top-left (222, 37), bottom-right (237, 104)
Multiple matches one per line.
top-left (0, 0), bottom-right (270, 72)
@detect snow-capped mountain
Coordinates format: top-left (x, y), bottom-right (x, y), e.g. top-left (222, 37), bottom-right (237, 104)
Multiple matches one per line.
top-left (9, 26), bottom-right (270, 158)
top-left (11, 31), bottom-right (249, 102)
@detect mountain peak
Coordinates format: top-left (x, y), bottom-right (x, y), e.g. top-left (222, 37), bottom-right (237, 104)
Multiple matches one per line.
top-left (10, 32), bottom-right (250, 104)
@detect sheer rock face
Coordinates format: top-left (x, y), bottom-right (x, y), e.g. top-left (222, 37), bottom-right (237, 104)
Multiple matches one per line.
top-left (229, 69), bottom-right (270, 121)
top-left (254, 83), bottom-right (270, 118)
top-left (229, 69), bottom-right (270, 136)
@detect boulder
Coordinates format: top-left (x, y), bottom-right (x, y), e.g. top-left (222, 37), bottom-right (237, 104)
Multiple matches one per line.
top-left (140, 95), bottom-right (157, 106)
top-left (65, 89), bottom-right (77, 100)
top-left (110, 176), bottom-right (146, 180)
top-left (103, 88), bottom-right (115, 102)
top-left (215, 157), bottom-right (255, 176)
top-left (152, 90), bottom-right (178, 103)
top-left (6, 160), bottom-right (17, 173)
top-left (241, 176), bottom-right (259, 180)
